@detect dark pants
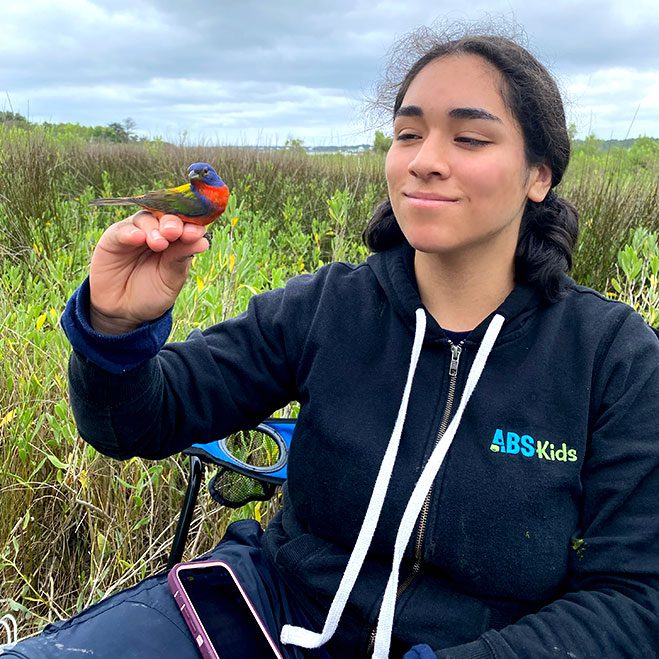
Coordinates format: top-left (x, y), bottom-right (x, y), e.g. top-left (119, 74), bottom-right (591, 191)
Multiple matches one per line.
top-left (3, 520), bottom-right (331, 659)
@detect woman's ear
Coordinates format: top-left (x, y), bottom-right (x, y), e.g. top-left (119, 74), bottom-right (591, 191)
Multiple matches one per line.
top-left (527, 163), bottom-right (553, 203)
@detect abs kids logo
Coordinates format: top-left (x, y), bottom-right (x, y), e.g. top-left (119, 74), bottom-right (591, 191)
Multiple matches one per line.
top-left (489, 428), bottom-right (578, 462)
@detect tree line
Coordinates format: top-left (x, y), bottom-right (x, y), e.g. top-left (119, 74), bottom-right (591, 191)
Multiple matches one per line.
top-left (0, 112), bottom-right (142, 143)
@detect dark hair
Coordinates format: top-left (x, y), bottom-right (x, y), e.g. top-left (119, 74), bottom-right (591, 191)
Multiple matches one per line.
top-left (364, 30), bottom-right (579, 302)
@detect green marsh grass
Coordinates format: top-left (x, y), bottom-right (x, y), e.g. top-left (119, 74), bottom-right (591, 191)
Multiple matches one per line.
top-left (0, 129), bottom-right (657, 636)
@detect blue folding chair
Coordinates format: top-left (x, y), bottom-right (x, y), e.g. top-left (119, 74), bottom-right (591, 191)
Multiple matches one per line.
top-left (167, 418), bottom-right (296, 569)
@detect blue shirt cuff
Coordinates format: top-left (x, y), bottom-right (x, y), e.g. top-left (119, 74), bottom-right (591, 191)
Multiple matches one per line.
top-left (404, 645), bottom-right (436, 659)
top-left (405, 639), bottom-right (493, 659)
top-left (60, 277), bottom-right (172, 374)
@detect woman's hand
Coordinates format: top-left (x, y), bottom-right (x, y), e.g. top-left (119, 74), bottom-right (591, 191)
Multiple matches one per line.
top-left (89, 211), bottom-right (209, 335)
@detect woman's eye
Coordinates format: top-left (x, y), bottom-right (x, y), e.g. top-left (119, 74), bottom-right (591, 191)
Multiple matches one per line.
top-left (396, 132), bottom-right (419, 141)
top-left (455, 136), bottom-right (490, 146)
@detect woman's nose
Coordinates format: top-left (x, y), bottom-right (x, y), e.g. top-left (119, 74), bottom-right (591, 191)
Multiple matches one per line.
top-left (408, 136), bottom-right (450, 179)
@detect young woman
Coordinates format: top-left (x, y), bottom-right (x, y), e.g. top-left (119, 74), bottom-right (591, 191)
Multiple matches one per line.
top-left (7, 32), bottom-right (658, 659)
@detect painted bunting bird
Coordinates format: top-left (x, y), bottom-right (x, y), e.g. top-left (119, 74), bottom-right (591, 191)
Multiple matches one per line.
top-left (90, 162), bottom-right (229, 226)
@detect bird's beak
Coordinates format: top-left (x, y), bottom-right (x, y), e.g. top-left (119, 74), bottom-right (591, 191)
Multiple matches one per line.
top-left (188, 170), bottom-right (201, 180)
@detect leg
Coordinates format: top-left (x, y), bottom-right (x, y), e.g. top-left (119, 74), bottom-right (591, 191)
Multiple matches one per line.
top-left (3, 571), bottom-right (200, 659)
top-left (4, 520), bottom-right (331, 659)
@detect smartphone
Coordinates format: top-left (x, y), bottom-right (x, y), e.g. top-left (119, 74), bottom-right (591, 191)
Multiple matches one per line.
top-left (168, 559), bottom-right (284, 659)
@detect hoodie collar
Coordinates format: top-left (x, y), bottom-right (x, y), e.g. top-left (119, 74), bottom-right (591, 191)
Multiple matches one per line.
top-left (367, 242), bottom-right (542, 345)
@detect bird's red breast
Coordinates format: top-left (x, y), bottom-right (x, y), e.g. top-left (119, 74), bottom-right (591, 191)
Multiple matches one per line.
top-left (186, 182), bottom-right (229, 225)
top-left (183, 181), bottom-right (230, 226)
top-left (195, 181), bottom-right (230, 211)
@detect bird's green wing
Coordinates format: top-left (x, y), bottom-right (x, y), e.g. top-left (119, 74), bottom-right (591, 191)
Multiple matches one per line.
top-left (139, 183), bottom-right (208, 217)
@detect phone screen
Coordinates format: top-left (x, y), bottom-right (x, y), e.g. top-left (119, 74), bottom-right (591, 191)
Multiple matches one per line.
top-left (178, 564), bottom-right (280, 659)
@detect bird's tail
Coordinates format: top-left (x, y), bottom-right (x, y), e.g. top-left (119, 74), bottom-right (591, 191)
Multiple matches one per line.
top-left (90, 197), bottom-right (139, 206)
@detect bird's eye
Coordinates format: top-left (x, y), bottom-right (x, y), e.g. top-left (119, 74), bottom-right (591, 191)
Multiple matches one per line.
top-left (203, 168), bottom-right (209, 176)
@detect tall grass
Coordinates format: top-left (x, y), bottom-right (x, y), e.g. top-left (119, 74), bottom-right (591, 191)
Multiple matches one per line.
top-left (0, 131), bottom-right (384, 267)
top-left (2, 128), bottom-right (656, 289)
top-left (0, 128), bottom-right (657, 637)
top-left (563, 148), bottom-right (659, 288)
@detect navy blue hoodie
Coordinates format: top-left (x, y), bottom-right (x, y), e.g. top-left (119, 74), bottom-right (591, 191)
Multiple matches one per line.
top-left (62, 243), bottom-right (659, 658)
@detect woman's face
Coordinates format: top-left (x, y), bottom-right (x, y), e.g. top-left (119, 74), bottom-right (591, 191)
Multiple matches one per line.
top-left (385, 54), bottom-right (551, 259)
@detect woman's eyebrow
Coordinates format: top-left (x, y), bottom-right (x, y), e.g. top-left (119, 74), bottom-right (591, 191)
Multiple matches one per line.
top-left (448, 107), bottom-right (502, 122)
top-left (394, 105), bottom-right (423, 118)
top-left (394, 105), bottom-right (503, 123)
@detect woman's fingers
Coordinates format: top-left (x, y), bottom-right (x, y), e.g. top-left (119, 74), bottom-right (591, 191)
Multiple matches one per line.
top-left (152, 214), bottom-right (207, 245)
top-left (93, 211), bottom-right (210, 279)
top-left (159, 234), bottom-right (210, 276)
top-left (131, 212), bottom-right (170, 252)
top-left (89, 212), bottom-right (211, 330)
top-left (180, 220), bottom-right (208, 244)
top-left (101, 213), bottom-right (208, 254)
top-left (158, 214), bottom-right (185, 243)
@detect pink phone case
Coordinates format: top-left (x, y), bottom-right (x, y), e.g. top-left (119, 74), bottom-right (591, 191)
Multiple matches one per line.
top-left (167, 560), bottom-right (283, 659)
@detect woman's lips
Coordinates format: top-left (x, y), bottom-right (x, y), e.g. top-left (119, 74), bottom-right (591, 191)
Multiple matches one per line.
top-left (404, 192), bottom-right (459, 207)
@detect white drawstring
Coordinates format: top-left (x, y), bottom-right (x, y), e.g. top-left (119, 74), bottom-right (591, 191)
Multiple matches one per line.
top-left (372, 313), bottom-right (505, 658)
top-left (282, 311), bottom-right (505, 657)
top-left (0, 613), bottom-right (18, 652)
top-left (281, 308), bottom-right (427, 649)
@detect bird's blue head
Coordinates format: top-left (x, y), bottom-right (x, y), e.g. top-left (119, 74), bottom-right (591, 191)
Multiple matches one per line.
top-left (188, 162), bottom-right (225, 187)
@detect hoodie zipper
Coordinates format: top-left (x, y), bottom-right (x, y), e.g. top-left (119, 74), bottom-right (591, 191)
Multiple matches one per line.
top-left (366, 341), bottom-right (463, 656)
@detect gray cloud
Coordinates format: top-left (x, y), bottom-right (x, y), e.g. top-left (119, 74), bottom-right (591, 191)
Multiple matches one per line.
top-left (2, 0), bottom-right (658, 143)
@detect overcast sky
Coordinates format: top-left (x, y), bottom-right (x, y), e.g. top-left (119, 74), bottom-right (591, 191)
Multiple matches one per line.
top-left (2, 0), bottom-right (658, 145)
